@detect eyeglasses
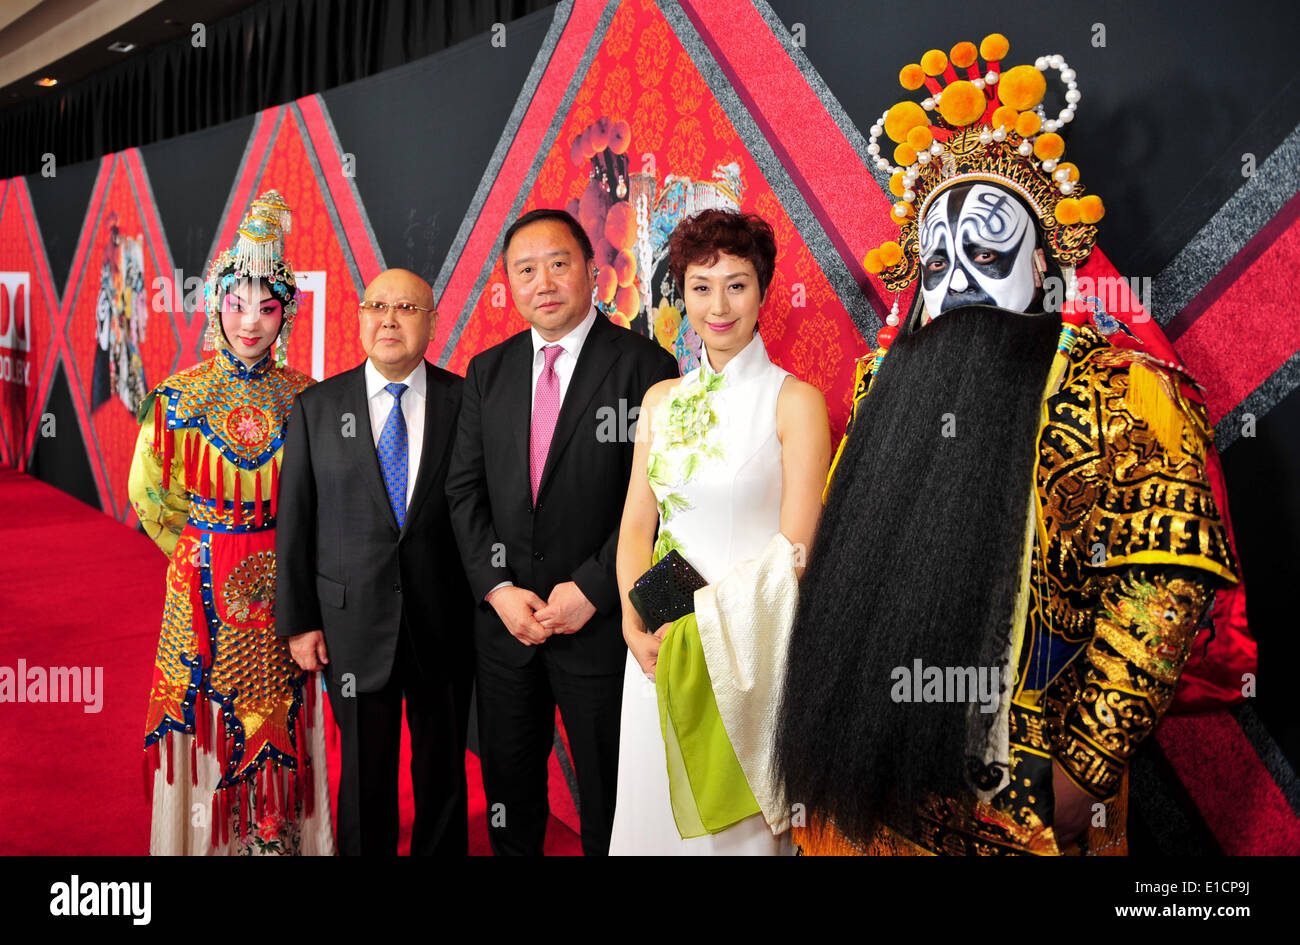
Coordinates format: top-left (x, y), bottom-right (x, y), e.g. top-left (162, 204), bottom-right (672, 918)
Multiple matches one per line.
top-left (358, 300), bottom-right (435, 317)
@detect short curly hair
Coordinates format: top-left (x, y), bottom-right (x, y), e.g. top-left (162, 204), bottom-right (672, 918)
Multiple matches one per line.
top-left (667, 209), bottom-right (777, 298)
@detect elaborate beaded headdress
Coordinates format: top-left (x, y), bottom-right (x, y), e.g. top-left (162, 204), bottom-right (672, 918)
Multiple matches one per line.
top-left (862, 35), bottom-right (1103, 299)
top-left (203, 189), bottom-right (299, 366)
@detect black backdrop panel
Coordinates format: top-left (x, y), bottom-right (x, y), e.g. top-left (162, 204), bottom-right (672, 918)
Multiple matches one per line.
top-left (0, 0), bottom-right (556, 179)
top-left (140, 114), bottom-right (259, 285)
top-left (28, 362), bottom-right (100, 511)
top-left (768, 0), bottom-right (1300, 279)
top-left (22, 157), bottom-right (103, 296)
top-left (1221, 383), bottom-right (1300, 762)
top-left (321, 7), bottom-right (553, 284)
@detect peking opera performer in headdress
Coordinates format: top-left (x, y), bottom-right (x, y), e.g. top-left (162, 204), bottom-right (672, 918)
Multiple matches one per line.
top-left (776, 34), bottom-right (1242, 856)
top-left (129, 190), bottom-right (335, 854)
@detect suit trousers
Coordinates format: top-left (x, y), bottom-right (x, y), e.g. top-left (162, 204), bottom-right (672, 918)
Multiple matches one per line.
top-left (476, 645), bottom-right (623, 856)
top-left (328, 620), bottom-right (468, 855)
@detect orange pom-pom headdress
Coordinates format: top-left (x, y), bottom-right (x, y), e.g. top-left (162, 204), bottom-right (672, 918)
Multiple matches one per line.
top-left (864, 35), bottom-right (1103, 298)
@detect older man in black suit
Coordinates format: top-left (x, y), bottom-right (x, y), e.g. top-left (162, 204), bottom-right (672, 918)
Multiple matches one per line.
top-left (446, 209), bottom-right (678, 855)
top-left (276, 268), bottom-right (472, 855)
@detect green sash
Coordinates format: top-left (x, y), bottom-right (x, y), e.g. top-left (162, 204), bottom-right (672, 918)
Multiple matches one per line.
top-left (655, 611), bottom-right (761, 837)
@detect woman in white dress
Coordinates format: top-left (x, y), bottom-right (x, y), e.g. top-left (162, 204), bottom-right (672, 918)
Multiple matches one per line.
top-left (609, 209), bottom-right (831, 854)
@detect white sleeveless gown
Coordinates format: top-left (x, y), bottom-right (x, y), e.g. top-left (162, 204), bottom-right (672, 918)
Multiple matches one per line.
top-left (609, 333), bottom-right (793, 856)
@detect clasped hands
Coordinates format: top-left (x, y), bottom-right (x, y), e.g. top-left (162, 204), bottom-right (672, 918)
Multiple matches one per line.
top-left (488, 580), bottom-right (595, 646)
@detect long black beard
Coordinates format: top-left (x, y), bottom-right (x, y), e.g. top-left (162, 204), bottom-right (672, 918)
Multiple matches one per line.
top-left (776, 304), bottom-right (1062, 845)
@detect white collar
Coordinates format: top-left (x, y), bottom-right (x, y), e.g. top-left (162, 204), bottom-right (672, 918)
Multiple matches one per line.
top-left (701, 331), bottom-right (770, 386)
top-left (530, 306), bottom-right (598, 360)
top-left (365, 358), bottom-right (427, 400)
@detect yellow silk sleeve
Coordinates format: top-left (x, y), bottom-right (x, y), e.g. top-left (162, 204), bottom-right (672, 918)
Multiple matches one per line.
top-left (824, 354), bottom-right (878, 503)
top-left (128, 395), bottom-right (190, 557)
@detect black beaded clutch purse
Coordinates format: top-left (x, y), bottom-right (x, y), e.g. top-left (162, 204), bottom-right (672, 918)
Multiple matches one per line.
top-left (628, 550), bottom-right (707, 632)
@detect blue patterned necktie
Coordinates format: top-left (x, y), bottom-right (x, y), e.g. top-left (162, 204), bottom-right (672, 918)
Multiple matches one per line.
top-left (378, 382), bottom-right (409, 528)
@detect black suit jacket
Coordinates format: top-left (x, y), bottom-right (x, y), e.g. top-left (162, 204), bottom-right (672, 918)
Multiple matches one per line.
top-left (275, 359), bottom-right (473, 694)
top-left (445, 313), bottom-right (679, 675)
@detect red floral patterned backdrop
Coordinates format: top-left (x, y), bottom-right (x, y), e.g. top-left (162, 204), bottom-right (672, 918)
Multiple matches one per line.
top-left (446, 0), bottom-right (870, 434)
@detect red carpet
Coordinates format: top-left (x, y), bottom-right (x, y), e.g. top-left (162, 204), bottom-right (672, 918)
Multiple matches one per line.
top-left (6, 465), bottom-right (1300, 854)
top-left (0, 468), bottom-right (580, 855)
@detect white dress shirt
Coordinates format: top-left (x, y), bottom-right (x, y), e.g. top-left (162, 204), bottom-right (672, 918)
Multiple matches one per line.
top-left (529, 307), bottom-right (598, 412)
top-left (365, 358), bottom-right (426, 511)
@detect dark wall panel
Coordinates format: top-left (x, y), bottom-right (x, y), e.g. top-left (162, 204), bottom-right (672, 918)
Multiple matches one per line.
top-left (1221, 382), bottom-right (1300, 763)
top-left (23, 158), bottom-right (102, 295)
top-left (0, 0), bottom-right (557, 179)
top-left (28, 362), bottom-right (99, 511)
top-left (321, 7), bottom-right (552, 283)
top-left (140, 114), bottom-right (258, 284)
top-left (768, 0), bottom-right (1300, 278)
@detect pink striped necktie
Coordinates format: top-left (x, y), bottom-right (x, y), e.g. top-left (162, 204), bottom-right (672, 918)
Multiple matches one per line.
top-left (530, 344), bottom-right (564, 503)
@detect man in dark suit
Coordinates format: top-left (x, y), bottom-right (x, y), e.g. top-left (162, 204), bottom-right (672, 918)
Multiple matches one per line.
top-left (446, 209), bottom-right (678, 855)
top-left (276, 268), bottom-right (472, 855)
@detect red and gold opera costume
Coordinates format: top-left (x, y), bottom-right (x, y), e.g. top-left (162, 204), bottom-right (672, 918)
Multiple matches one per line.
top-left (796, 34), bottom-right (1242, 855)
top-left (130, 191), bottom-right (333, 854)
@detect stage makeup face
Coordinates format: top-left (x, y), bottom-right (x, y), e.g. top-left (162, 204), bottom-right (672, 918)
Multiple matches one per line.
top-left (220, 280), bottom-right (282, 366)
top-left (681, 251), bottom-right (762, 372)
top-left (505, 218), bottom-right (597, 342)
top-left (919, 182), bottom-right (1039, 320)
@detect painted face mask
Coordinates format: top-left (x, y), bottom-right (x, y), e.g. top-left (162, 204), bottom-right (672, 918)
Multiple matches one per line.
top-left (919, 182), bottom-right (1039, 318)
